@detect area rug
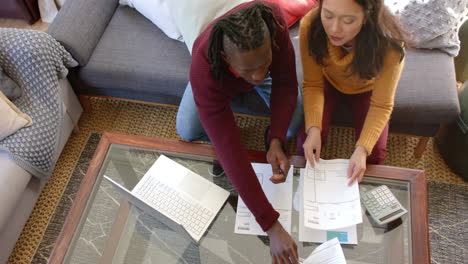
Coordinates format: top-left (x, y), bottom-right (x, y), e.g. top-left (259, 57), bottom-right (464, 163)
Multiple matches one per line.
top-left (7, 97), bottom-right (468, 263)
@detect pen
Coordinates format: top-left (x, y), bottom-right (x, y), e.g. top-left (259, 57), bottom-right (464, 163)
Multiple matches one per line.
top-left (278, 167), bottom-right (285, 177)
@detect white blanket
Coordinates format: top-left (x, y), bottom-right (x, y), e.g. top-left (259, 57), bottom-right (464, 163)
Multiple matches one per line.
top-left (38, 0), bottom-right (66, 23)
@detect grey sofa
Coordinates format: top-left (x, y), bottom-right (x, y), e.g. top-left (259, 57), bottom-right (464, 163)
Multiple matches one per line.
top-left (49, 0), bottom-right (460, 157)
top-left (0, 78), bottom-right (82, 263)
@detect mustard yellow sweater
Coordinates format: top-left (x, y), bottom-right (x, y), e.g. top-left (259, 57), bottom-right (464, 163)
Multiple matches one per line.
top-left (299, 9), bottom-right (405, 154)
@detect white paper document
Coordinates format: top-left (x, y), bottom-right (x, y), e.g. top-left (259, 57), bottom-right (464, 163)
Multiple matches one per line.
top-left (234, 163), bottom-right (293, 236)
top-left (301, 238), bottom-right (347, 264)
top-left (298, 169), bottom-right (357, 244)
top-left (303, 159), bottom-right (362, 230)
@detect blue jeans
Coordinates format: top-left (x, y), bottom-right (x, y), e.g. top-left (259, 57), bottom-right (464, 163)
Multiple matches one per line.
top-left (176, 77), bottom-right (304, 142)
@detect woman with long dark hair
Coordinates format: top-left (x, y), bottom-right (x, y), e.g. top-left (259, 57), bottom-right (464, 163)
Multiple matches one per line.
top-left (300, 0), bottom-right (408, 184)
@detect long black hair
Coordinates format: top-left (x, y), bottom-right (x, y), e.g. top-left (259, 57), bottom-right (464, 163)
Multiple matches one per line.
top-left (308, 0), bottom-right (409, 80)
top-left (208, 2), bottom-right (283, 80)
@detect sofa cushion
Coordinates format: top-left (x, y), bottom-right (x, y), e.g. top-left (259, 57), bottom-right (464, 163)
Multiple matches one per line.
top-left (392, 49), bottom-right (460, 124)
top-left (77, 5), bottom-right (270, 115)
top-left (48, 0), bottom-right (119, 66)
top-left (78, 6), bottom-right (191, 105)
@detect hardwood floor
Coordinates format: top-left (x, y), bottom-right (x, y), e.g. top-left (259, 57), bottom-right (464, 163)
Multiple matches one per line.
top-left (0, 18), bottom-right (48, 31)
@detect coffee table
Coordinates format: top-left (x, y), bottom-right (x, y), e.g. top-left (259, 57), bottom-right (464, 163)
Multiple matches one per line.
top-left (49, 132), bottom-right (430, 263)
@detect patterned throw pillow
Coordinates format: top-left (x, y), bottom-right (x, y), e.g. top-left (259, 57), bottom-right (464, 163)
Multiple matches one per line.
top-left (0, 91), bottom-right (32, 141)
top-left (0, 65), bottom-right (21, 100)
top-left (385, 0), bottom-right (468, 56)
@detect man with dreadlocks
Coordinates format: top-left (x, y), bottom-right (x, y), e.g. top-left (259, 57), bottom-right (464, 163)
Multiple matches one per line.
top-left (176, 2), bottom-right (301, 262)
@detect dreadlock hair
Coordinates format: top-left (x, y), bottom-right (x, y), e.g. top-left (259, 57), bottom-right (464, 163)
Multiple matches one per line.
top-left (208, 2), bottom-right (283, 80)
top-left (308, 0), bottom-right (409, 80)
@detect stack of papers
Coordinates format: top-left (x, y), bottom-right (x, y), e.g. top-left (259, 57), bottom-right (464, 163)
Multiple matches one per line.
top-left (302, 159), bottom-right (362, 230)
top-left (234, 163), bottom-right (294, 236)
top-left (299, 159), bottom-right (362, 244)
top-left (233, 159), bottom-right (362, 246)
top-left (300, 238), bottom-right (346, 264)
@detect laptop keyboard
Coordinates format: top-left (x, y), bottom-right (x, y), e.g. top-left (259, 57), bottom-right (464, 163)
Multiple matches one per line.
top-left (138, 178), bottom-right (214, 236)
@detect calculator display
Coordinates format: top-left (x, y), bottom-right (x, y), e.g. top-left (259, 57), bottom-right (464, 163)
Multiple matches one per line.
top-left (379, 209), bottom-right (404, 222)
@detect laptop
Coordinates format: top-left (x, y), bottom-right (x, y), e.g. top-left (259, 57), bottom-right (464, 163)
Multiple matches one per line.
top-left (104, 155), bottom-right (230, 244)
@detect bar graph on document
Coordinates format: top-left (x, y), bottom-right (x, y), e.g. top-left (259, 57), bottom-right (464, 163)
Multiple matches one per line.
top-left (303, 159), bottom-right (362, 230)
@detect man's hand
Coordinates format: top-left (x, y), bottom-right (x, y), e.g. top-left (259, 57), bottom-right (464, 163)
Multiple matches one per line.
top-left (347, 146), bottom-right (367, 185)
top-left (266, 221), bottom-right (298, 264)
top-left (303, 127), bottom-right (321, 167)
top-left (267, 138), bottom-right (290, 183)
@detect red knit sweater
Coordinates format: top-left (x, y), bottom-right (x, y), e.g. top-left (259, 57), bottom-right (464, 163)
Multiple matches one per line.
top-left (190, 0), bottom-right (297, 231)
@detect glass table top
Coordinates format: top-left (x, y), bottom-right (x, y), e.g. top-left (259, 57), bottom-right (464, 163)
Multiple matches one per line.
top-left (64, 143), bottom-right (412, 264)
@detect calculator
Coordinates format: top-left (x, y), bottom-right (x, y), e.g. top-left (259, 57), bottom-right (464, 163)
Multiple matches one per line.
top-left (361, 185), bottom-right (407, 225)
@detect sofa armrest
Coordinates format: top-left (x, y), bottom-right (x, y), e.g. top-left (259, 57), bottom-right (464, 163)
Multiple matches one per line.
top-left (0, 153), bottom-right (31, 233)
top-left (47, 0), bottom-right (119, 66)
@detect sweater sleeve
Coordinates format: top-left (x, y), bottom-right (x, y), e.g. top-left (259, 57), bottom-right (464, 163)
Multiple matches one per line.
top-left (269, 5), bottom-right (298, 144)
top-left (299, 9), bottom-right (326, 132)
top-left (356, 49), bottom-right (405, 154)
top-left (190, 56), bottom-right (280, 232)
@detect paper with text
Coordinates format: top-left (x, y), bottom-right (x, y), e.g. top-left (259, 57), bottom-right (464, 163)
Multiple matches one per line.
top-left (303, 159), bottom-right (362, 230)
top-left (298, 169), bottom-right (357, 244)
top-left (234, 163), bottom-right (293, 236)
top-left (301, 238), bottom-right (347, 264)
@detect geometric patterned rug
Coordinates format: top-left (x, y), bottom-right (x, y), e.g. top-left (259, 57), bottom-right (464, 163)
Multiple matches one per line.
top-left (427, 181), bottom-right (468, 264)
top-left (7, 97), bottom-right (468, 263)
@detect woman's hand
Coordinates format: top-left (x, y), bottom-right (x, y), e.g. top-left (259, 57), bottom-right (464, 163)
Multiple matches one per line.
top-left (347, 146), bottom-right (367, 185)
top-left (303, 126), bottom-right (321, 167)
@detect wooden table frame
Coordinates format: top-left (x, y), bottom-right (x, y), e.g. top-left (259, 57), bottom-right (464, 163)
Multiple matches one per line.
top-left (49, 131), bottom-right (430, 263)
